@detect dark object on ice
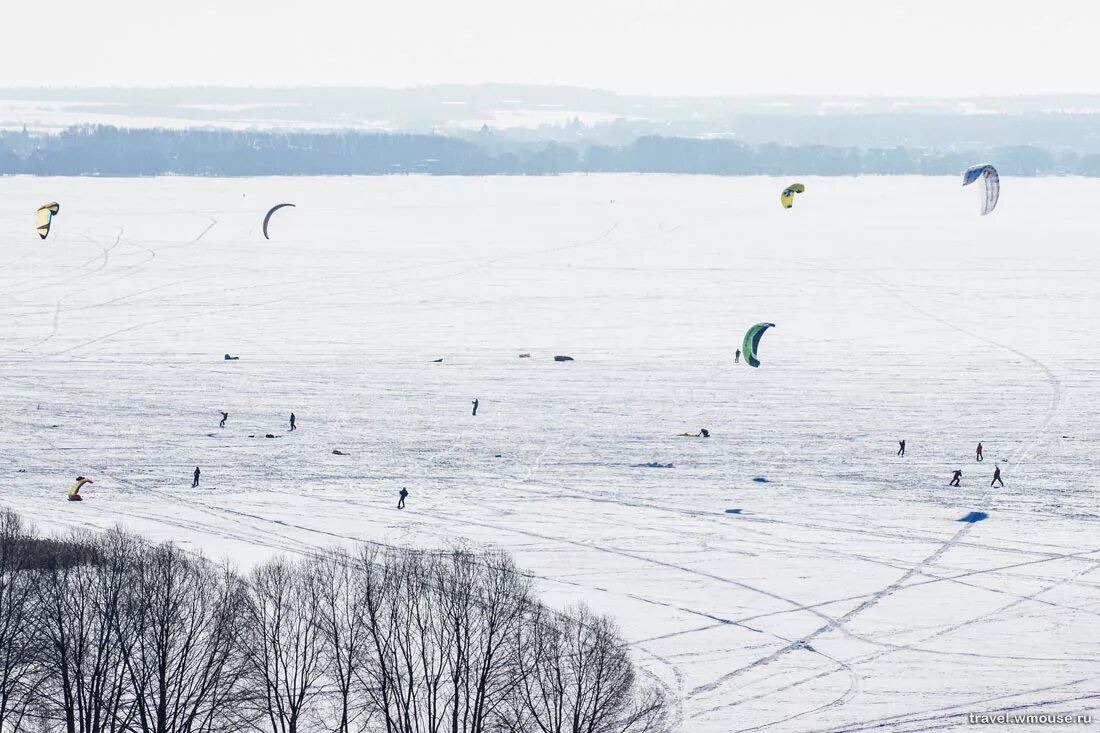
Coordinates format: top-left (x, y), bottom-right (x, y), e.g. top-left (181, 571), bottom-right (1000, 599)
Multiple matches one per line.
top-left (471, 398), bottom-right (479, 416)
top-left (332, 449), bottom-right (349, 455)
top-left (265, 433), bottom-right (277, 438)
top-left (553, 355), bottom-right (574, 362)
top-left (17, 469), bottom-right (26, 473)
top-left (958, 511), bottom-right (988, 523)
top-left (725, 508), bottom-right (742, 514)
top-left (432, 358), bottom-right (443, 363)
top-left (494, 454), bottom-right (502, 458)
top-left (698, 428), bottom-right (710, 438)
top-left (752, 476), bottom-right (769, 483)
top-left (224, 354), bottom-right (240, 360)
top-left (633, 462), bottom-right (674, 468)
top-left (519, 353), bottom-right (531, 358)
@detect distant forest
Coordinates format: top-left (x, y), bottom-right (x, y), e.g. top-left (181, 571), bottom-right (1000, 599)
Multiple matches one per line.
top-left (1, 125), bottom-right (1096, 176)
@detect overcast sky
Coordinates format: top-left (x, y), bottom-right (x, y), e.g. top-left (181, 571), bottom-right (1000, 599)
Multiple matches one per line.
top-left (1, 0), bottom-right (1094, 96)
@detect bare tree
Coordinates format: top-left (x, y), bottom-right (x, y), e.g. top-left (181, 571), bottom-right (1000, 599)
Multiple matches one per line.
top-left (434, 549), bottom-right (532, 733)
top-left (311, 549), bottom-right (373, 733)
top-left (0, 510), bottom-right (43, 732)
top-left (243, 557), bottom-right (325, 733)
top-left (36, 528), bottom-right (142, 733)
top-left (118, 543), bottom-right (249, 733)
top-left (0, 509), bottom-right (673, 733)
top-left (510, 606), bottom-right (668, 733)
top-left (348, 547), bottom-right (403, 733)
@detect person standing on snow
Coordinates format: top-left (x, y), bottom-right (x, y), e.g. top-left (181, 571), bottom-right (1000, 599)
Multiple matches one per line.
top-left (289, 413), bottom-right (296, 431)
top-left (949, 469), bottom-right (963, 487)
top-left (897, 439), bottom-right (906, 457)
top-left (192, 467), bottom-right (201, 488)
top-left (735, 349), bottom-right (741, 364)
top-left (991, 465), bottom-right (1004, 487)
top-left (397, 487), bottom-right (408, 509)
top-left (471, 398), bottom-right (479, 416)
top-left (976, 442), bottom-right (984, 461)
top-left (219, 411), bottom-right (229, 428)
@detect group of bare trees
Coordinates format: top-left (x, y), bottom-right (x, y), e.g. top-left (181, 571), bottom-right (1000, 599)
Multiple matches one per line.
top-left (0, 509), bottom-right (669, 733)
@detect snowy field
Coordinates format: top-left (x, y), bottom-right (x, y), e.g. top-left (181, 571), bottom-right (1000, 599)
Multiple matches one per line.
top-left (2, 174), bottom-right (1099, 731)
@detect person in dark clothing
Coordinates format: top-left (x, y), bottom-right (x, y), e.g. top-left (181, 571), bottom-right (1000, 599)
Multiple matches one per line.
top-left (698, 428), bottom-right (710, 438)
top-left (949, 469), bottom-right (962, 487)
top-left (192, 467), bottom-right (201, 488)
top-left (897, 440), bottom-right (906, 456)
top-left (976, 442), bottom-right (984, 461)
top-left (471, 399), bottom-right (479, 416)
top-left (734, 349), bottom-right (741, 364)
top-left (398, 487), bottom-right (408, 509)
top-left (219, 411), bottom-right (228, 428)
top-left (289, 412), bottom-right (296, 431)
top-left (991, 465), bottom-right (1004, 487)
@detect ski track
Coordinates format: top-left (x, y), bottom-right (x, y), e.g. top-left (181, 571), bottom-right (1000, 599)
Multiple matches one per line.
top-left (2, 176), bottom-right (1098, 732)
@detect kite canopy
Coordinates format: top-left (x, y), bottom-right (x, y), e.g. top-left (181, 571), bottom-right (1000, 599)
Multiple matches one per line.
top-left (36, 202), bottom-right (60, 239)
top-left (780, 183), bottom-right (805, 209)
top-left (962, 165), bottom-right (999, 215)
top-left (742, 323), bottom-right (775, 368)
top-left (262, 203), bottom-right (296, 239)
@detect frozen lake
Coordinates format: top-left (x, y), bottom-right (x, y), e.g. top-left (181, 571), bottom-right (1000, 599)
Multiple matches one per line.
top-left (2, 174), bottom-right (1099, 731)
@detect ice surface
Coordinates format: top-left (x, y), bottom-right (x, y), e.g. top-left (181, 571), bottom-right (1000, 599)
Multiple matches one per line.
top-left (1, 175), bottom-right (1098, 731)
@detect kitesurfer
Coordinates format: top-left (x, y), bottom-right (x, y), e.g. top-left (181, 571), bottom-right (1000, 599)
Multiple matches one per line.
top-left (68, 476), bottom-right (92, 502)
top-left (698, 428), bottom-right (710, 438)
top-left (398, 487), bottom-right (408, 509)
top-left (219, 411), bottom-right (228, 428)
top-left (898, 439), bottom-right (906, 456)
top-left (949, 469), bottom-right (962, 487)
top-left (976, 442), bottom-right (984, 461)
top-left (735, 349), bottom-right (741, 364)
top-left (991, 465), bottom-right (1004, 487)
top-left (192, 467), bottom-right (201, 488)
top-left (289, 412), bottom-right (296, 431)
top-left (471, 398), bottom-right (479, 416)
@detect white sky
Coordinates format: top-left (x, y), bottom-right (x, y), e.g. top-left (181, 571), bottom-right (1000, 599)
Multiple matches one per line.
top-left (0, 0), bottom-right (1095, 96)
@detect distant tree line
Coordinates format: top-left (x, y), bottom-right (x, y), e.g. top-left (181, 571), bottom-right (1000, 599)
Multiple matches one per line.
top-left (0, 508), bottom-right (669, 733)
top-left (1, 125), bottom-right (1097, 177)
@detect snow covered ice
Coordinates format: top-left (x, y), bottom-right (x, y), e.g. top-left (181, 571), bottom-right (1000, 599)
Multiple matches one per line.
top-left (2, 174), bottom-right (1099, 731)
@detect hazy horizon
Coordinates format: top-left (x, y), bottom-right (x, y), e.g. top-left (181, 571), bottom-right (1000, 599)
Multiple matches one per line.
top-left (2, 1), bottom-right (1097, 96)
